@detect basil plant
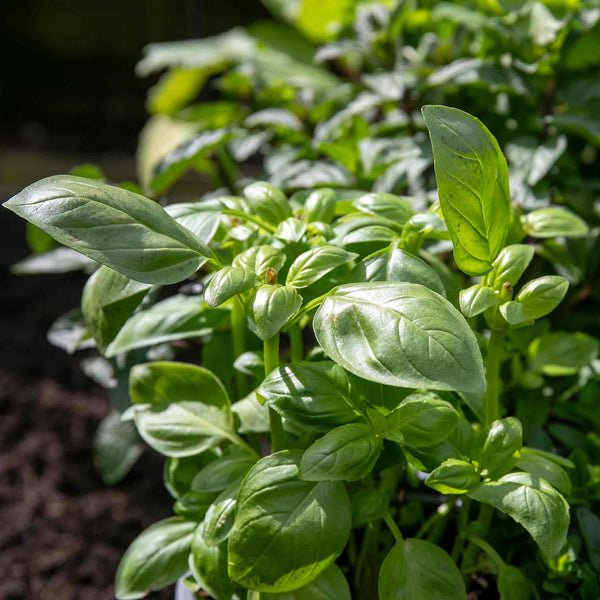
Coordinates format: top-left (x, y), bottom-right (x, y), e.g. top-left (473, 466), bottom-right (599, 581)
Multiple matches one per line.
top-left (5, 106), bottom-right (595, 599)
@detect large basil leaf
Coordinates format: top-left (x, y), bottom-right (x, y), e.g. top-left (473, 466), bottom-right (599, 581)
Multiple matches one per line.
top-left (248, 564), bottom-right (351, 600)
top-left (82, 266), bottom-right (151, 351)
top-left (299, 423), bottom-right (383, 481)
top-left (516, 451), bottom-right (571, 496)
top-left (129, 361), bottom-right (234, 456)
top-left (469, 472), bottom-right (570, 557)
top-left (244, 181), bottom-right (292, 224)
top-left (105, 295), bottom-right (228, 357)
top-left (4, 175), bottom-right (211, 284)
top-left (314, 282), bottom-right (486, 393)
top-left (352, 245), bottom-right (446, 297)
top-left (286, 245), bottom-right (358, 288)
top-left (246, 284), bottom-right (302, 341)
top-left (228, 450), bottom-right (351, 592)
top-left (384, 393), bottom-right (460, 448)
top-left (422, 106), bottom-right (510, 276)
top-left (115, 517), bottom-right (197, 599)
top-left (256, 361), bottom-right (362, 431)
top-left (304, 188), bottom-right (336, 224)
top-left (378, 538), bottom-right (465, 600)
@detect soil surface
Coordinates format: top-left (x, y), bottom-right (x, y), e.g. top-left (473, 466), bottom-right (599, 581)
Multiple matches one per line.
top-left (0, 208), bottom-right (173, 599)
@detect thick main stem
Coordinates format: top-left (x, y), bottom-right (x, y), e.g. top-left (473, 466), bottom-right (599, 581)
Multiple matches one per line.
top-left (264, 334), bottom-right (286, 452)
top-left (484, 327), bottom-right (505, 426)
top-left (232, 298), bottom-right (248, 399)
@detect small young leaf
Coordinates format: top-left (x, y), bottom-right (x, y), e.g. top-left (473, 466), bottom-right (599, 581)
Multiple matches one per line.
top-left (485, 244), bottom-right (535, 290)
top-left (476, 417), bottom-right (523, 479)
top-left (353, 192), bottom-right (416, 225)
top-left (233, 245), bottom-right (287, 279)
top-left (243, 181), bottom-right (292, 224)
top-left (304, 188), bottom-right (337, 224)
top-left (299, 423), bottom-right (383, 481)
top-left (500, 276), bottom-right (568, 326)
top-left (459, 284), bottom-right (496, 317)
top-left (469, 472), bottom-right (570, 557)
top-left (4, 175), bottom-right (212, 284)
top-left (257, 361), bottom-right (362, 431)
top-left (426, 459), bottom-right (481, 494)
top-left (191, 446), bottom-right (257, 493)
top-left (522, 207), bottom-right (589, 239)
top-left (202, 484), bottom-right (238, 546)
top-left (115, 517), bottom-right (197, 599)
top-left (247, 284), bottom-right (302, 341)
top-left (378, 538), bottom-right (465, 600)
top-left (286, 245), bottom-right (358, 288)
top-left (228, 450), bottom-right (351, 592)
top-left (422, 105), bottom-right (510, 276)
top-left (384, 392), bottom-right (460, 447)
top-left (205, 266), bottom-right (258, 307)
top-left (314, 282), bottom-right (486, 393)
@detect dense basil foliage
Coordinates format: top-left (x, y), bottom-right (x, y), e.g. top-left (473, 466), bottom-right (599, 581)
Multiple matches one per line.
top-left (6, 1), bottom-right (600, 599)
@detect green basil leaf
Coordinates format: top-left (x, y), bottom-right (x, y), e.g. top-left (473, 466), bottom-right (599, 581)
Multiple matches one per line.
top-left (576, 506), bottom-right (600, 573)
top-left (378, 538), bottom-right (465, 600)
top-left (4, 175), bottom-right (211, 284)
top-left (299, 423), bottom-right (383, 481)
top-left (528, 332), bottom-right (599, 376)
top-left (353, 192), bottom-right (416, 225)
top-left (82, 266), bottom-right (152, 352)
top-left (191, 446), bottom-right (257, 493)
top-left (485, 244), bottom-right (535, 290)
top-left (469, 472), bottom-right (570, 557)
top-left (233, 245), bottom-right (287, 279)
top-left (497, 565), bottom-right (532, 600)
top-left (353, 245), bottom-right (446, 297)
top-left (459, 284), bottom-right (496, 317)
top-left (522, 207), bottom-right (589, 239)
top-left (164, 202), bottom-right (222, 241)
top-left (286, 245), bottom-right (358, 288)
top-left (276, 217), bottom-right (308, 243)
top-left (304, 188), bottom-right (337, 224)
top-left (191, 526), bottom-right (238, 600)
top-left (93, 411), bottom-right (143, 486)
top-left (202, 484), bottom-right (238, 546)
top-left (476, 417), bottom-right (523, 479)
top-left (500, 276), bottom-right (568, 326)
top-left (422, 105), bottom-right (510, 276)
top-left (105, 295), bottom-right (228, 357)
top-left (257, 361), bottom-right (362, 432)
top-left (247, 284), bottom-right (302, 341)
top-left (163, 453), bottom-right (219, 500)
top-left (115, 517), bottom-right (197, 599)
top-left (244, 181), bottom-right (292, 224)
top-left (205, 266), bottom-right (258, 307)
top-left (384, 392), bottom-right (460, 447)
top-left (516, 450), bottom-right (571, 496)
top-left (228, 450), bottom-right (351, 592)
top-left (426, 458), bottom-right (481, 494)
top-left (351, 488), bottom-right (388, 528)
top-left (12, 246), bottom-right (96, 275)
top-left (173, 491), bottom-right (215, 522)
top-left (314, 282), bottom-right (486, 393)
top-left (249, 564), bottom-right (351, 600)
top-left (129, 361), bottom-right (234, 456)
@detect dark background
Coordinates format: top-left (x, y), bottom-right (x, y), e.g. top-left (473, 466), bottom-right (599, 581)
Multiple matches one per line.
top-left (0, 2), bottom-right (268, 598)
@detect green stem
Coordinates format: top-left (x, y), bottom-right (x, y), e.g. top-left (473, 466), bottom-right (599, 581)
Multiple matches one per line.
top-left (451, 497), bottom-right (471, 562)
top-left (222, 209), bottom-right (277, 234)
top-left (467, 535), bottom-right (504, 571)
top-left (289, 323), bottom-right (303, 363)
top-left (232, 298), bottom-right (248, 399)
top-left (287, 293), bottom-right (330, 327)
top-left (264, 334), bottom-right (286, 452)
top-left (415, 499), bottom-right (454, 539)
top-left (461, 503), bottom-right (493, 573)
top-left (484, 327), bottom-right (505, 426)
top-left (384, 513), bottom-right (403, 543)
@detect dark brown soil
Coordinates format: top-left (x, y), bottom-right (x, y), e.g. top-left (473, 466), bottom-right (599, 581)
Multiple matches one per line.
top-left (0, 372), bottom-right (174, 600)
